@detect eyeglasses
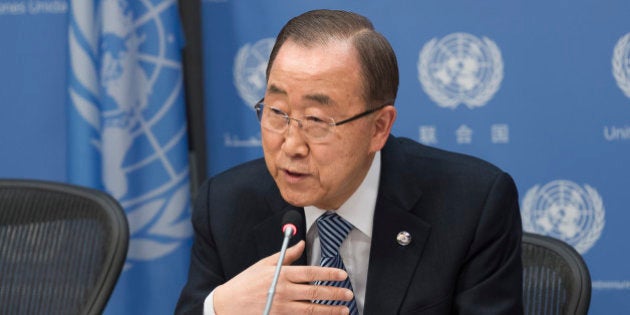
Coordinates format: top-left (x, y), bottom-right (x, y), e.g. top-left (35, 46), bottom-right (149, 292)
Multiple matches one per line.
top-left (254, 99), bottom-right (388, 143)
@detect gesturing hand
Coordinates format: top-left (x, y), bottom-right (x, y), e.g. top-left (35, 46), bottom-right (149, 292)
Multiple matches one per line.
top-left (213, 240), bottom-right (353, 315)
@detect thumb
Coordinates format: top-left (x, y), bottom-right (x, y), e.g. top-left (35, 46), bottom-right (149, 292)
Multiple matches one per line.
top-left (282, 240), bottom-right (305, 265)
top-left (262, 240), bottom-right (305, 266)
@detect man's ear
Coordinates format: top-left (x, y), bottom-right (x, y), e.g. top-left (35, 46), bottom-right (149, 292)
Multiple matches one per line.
top-left (370, 105), bottom-right (397, 152)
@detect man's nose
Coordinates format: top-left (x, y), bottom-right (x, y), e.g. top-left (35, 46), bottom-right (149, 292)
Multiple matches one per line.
top-left (281, 119), bottom-right (309, 157)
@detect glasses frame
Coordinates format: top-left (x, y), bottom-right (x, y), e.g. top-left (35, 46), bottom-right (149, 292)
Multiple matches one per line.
top-left (254, 98), bottom-right (389, 140)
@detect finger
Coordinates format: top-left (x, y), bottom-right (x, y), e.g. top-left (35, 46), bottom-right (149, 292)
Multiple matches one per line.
top-left (274, 300), bottom-right (350, 315)
top-left (284, 265), bottom-right (348, 283)
top-left (278, 282), bottom-right (354, 302)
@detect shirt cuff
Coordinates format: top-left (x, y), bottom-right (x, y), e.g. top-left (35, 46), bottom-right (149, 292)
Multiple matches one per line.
top-left (203, 290), bottom-right (217, 315)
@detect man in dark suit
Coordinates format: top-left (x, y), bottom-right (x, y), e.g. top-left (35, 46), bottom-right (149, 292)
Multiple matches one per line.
top-left (176, 9), bottom-right (523, 315)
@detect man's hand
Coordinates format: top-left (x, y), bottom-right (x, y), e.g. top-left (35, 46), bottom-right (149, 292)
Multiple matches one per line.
top-left (213, 240), bottom-right (353, 314)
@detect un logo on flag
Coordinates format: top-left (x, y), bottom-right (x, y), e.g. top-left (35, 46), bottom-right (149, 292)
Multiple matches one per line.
top-left (69, 0), bottom-right (191, 268)
top-left (418, 33), bottom-right (503, 109)
top-left (613, 33), bottom-right (630, 99)
top-left (234, 38), bottom-right (275, 108)
top-left (522, 180), bottom-right (605, 254)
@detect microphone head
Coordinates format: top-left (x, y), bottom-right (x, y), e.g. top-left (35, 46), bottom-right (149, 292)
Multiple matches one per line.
top-left (281, 210), bottom-right (302, 237)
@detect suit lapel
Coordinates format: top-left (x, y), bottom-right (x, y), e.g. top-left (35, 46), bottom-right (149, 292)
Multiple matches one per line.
top-left (364, 137), bottom-right (432, 314)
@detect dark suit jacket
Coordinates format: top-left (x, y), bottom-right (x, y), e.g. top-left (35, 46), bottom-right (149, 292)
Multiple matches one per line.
top-left (176, 136), bottom-right (523, 314)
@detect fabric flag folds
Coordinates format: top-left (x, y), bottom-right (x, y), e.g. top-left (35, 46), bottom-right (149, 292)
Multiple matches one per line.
top-left (67, 0), bottom-right (192, 313)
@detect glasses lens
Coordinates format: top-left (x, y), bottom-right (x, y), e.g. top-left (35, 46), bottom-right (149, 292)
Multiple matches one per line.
top-left (302, 116), bottom-right (332, 140)
top-left (260, 106), bottom-right (289, 133)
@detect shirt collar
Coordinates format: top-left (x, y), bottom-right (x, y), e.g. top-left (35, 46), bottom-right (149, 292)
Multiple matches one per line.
top-left (304, 151), bottom-right (381, 238)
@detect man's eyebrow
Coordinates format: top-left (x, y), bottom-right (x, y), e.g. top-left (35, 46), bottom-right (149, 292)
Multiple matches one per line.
top-left (304, 93), bottom-right (332, 105)
top-left (267, 85), bottom-right (332, 106)
top-left (267, 84), bottom-right (287, 95)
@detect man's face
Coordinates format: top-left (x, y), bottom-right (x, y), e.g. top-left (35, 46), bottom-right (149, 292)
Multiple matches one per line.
top-left (262, 39), bottom-right (387, 210)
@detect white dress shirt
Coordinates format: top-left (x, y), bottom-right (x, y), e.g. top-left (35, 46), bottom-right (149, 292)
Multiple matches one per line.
top-left (204, 152), bottom-right (381, 315)
top-left (304, 151), bottom-right (380, 315)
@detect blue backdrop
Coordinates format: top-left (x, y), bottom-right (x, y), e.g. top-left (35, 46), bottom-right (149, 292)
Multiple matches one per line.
top-left (201, 1), bottom-right (630, 314)
top-left (1, 0), bottom-right (629, 313)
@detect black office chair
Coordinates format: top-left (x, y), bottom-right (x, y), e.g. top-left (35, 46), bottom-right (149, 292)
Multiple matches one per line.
top-left (522, 232), bottom-right (591, 315)
top-left (0, 179), bottom-right (129, 315)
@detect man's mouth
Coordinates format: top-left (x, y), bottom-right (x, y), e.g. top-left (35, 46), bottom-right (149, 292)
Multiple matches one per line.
top-left (283, 169), bottom-right (308, 182)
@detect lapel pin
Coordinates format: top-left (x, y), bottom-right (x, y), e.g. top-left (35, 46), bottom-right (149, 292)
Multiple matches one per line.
top-left (396, 231), bottom-right (412, 246)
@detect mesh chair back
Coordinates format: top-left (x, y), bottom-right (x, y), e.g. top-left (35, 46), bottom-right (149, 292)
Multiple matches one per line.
top-left (522, 232), bottom-right (591, 315)
top-left (0, 180), bottom-right (129, 315)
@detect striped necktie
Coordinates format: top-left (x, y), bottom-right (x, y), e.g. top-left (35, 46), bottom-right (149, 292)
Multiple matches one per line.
top-left (314, 212), bottom-right (359, 315)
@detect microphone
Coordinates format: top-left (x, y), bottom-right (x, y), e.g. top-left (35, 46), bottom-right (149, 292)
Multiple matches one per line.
top-left (263, 210), bottom-right (302, 315)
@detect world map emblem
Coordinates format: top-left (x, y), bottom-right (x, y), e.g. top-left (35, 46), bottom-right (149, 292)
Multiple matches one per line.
top-left (234, 37), bottom-right (275, 108)
top-left (418, 33), bottom-right (503, 109)
top-left (69, 0), bottom-right (192, 268)
top-left (521, 180), bottom-right (605, 254)
top-left (612, 33), bottom-right (630, 99)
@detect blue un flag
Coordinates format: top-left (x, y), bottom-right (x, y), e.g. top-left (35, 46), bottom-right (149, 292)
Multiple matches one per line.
top-left (67, 0), bottom-right (192, 313)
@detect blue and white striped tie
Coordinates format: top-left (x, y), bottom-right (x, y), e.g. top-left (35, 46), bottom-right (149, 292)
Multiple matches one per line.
top-left (314, 212), bottom-right (359, 315)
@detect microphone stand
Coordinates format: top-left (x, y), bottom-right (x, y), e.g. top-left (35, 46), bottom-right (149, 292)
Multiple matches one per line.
top-left (263, 226), bottom-right (294, 315)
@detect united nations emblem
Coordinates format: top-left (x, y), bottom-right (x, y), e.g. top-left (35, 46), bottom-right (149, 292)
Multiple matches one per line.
top-left (613, 33), bottom-right (630, 99)
top-left (418, 33), bottom-right (503, 109)
top-left (522, 180), bottom-right (605, 254)
top-left (234, 38), bottom-right (275, 108)
top-left (69, 0), bottom-right (192, 268)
